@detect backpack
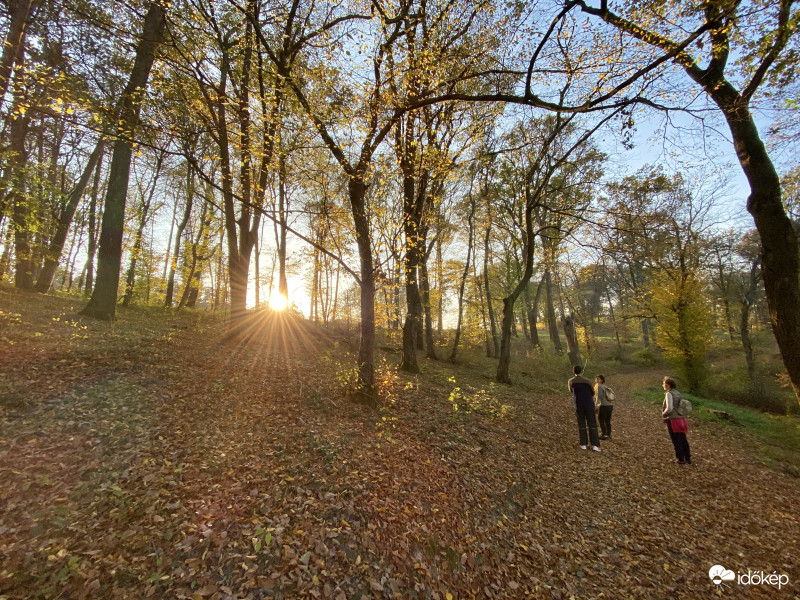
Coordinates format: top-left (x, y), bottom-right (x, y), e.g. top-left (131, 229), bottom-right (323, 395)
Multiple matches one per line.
top-left (606, 387), bottom-right (616, 402)
top-left (675, 396), bottom-right (692, 417)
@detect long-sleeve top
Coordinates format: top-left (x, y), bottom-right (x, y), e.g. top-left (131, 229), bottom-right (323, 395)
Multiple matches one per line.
top-left (568, 375), bottom-right (595, 410)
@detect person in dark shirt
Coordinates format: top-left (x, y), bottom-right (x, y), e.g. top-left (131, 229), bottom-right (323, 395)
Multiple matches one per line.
top-left (568, 365), bottom-right (601, 452)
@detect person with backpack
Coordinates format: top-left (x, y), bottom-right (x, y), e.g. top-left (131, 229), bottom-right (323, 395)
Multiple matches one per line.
top-left (662, 376), bottom-right (691, 465)
top-left (594, 374), bottom-right (614, 440)
top-left (568, 365), bottom-right (601, 452)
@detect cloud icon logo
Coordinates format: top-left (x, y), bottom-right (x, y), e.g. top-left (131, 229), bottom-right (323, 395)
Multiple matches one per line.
top-left (709, 565), bottom-right (736, 585)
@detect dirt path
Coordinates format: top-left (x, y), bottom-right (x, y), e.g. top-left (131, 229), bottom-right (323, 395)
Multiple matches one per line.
top-left (1, 296), bottom-right (799, 599)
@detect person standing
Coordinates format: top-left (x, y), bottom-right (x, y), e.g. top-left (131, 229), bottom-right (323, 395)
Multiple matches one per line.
top-left (595, 374), bottom-right (613, 440)
top-left (662, 376), bottom-right (691, 465)
top-left (568, 365), bottom-right (600, 452)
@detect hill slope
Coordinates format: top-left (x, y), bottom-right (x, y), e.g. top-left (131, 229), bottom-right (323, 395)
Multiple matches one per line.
top-left (1, 290), bottom-right (798, 599)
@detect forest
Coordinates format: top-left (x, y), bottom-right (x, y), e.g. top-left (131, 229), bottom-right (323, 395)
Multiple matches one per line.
top-left (2, 0), bottom-right (800, 598)
top-left (1, 0), bottom-right (800, 403)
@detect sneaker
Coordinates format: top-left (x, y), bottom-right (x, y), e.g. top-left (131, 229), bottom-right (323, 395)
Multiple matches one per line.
top-left (599, 435), bottom-right (608, 440)
top-left (592, 446), bottom-right (601, 452)
top-left (580, 445), bottom-right (588, 450)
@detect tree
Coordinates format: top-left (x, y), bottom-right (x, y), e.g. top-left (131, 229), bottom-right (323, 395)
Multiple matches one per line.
top-left (81, 0), bottom-right (167, 320)
top-left (569, 0), bottom-right (800, 404)
top-left (650, 271), bottom-right (713, 392)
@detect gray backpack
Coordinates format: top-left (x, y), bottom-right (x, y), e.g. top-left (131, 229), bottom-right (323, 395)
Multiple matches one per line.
top-left (675, 395), bottom-right (692, 417)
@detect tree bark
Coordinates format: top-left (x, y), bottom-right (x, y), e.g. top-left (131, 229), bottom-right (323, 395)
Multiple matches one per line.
top-left (349, 177), bottom-right (377, 404)
top-left (81, 0), bottom-right (166, 320)
top-left (716, 91), bottom-right (800, 403)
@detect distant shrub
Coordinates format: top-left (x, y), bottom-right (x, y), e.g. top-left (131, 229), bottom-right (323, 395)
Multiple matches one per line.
top-left (705, 369), bottom-right (791, 414)
top-left (630, 347), bottom-right (661, 367)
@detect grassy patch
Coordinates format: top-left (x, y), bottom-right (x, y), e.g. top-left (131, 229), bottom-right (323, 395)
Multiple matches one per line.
top-left (634, 385), bottom-right (800, 477)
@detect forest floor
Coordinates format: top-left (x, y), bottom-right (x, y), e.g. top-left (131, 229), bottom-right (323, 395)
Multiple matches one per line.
top-left (1, 288), bottom-right (799, 600)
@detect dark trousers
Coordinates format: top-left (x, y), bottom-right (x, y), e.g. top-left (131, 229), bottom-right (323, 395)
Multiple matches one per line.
top-left (576, 407), bottom-right (600, 446)
top-left (598, 405), bottom-right (613, 438)
top-left (667, 419), bottom-right (691, 463)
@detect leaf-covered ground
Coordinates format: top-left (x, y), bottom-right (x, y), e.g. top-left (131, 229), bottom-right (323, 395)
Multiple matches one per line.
top-left (1, 289), bottom-right (799, 599)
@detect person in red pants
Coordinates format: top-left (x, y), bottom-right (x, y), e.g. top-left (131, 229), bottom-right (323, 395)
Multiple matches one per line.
top-left (662, 376), bottom-right (691, 465)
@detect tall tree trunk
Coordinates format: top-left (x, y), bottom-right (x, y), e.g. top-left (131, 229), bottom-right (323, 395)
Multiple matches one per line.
top-left (122, 151), bottom-right (164, 306)
top-left (496, 197), bottom-right (536, 384)
top-left (606, 289), bottom-right (622, 351)
top-left (544, 269), bottom-right (561, 352)
top-left (0, 225), bottom-right (12, 278)
top-left (84, 153), bottom-right (104, 295)
top-left (9, 105), bottom-right (33, 290)
top-left (277, 152), bottom-right (288, 301)
top-left (741, 261), bottom-right (760, 384)
top-left (399, 115), bottom-right (423, 373)
top-left (449, 195), bottom-right (475, 362)
top-left (0, 0), bottom-right (39, 115)
top-left (436, 234), bottom-right (443, 334)
top-left (716, 91), bottom-right (800, 404)
top-left (562, 313), bottom-right (581, 366)
top-left (420, 257), bottom-right (436, 359)
top-left (81, 0), bottom-right (166, 320)
top-left (165, 167), bottom-right (194, 307)
top-left (527, 278), bottom-right (543, 350)
top-left (179, 197), bottom-right (210, 309)
top-left (349, 177), bottom-right (377, 404)
top-left (35, 140), bottom-right (105, 292)
top-left (483, 219), bottom-right (498, 358)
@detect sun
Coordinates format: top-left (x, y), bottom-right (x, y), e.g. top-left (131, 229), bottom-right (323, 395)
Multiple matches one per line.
top-left (268, 294), bottom-right (289, 311)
